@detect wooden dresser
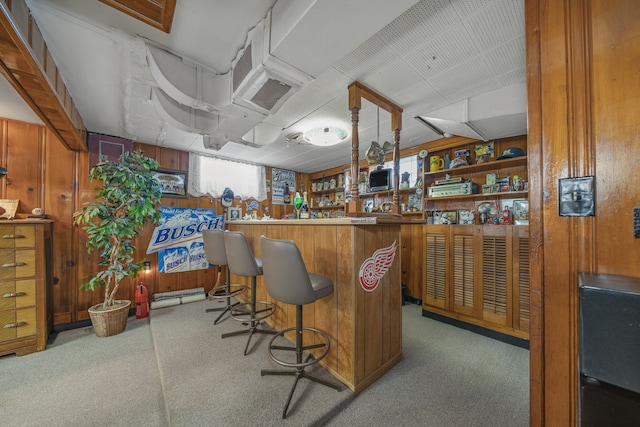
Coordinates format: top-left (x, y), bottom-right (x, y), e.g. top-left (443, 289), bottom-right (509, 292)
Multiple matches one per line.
top-left (0, 220), bottom-right (53, 356)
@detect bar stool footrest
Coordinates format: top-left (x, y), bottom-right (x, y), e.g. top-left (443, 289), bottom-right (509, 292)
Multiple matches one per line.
top-left (230, 301), bottom-right (275, 323)
top-left (267, 326), bottom-right (331, 369)
top-left (208, 283), bottom-right (247, 300)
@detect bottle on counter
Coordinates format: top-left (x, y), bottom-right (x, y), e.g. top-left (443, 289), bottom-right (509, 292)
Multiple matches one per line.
top-left (284, 182), bottom-right (291, 204)
top-left (300, 191), bottom-right (310, 219)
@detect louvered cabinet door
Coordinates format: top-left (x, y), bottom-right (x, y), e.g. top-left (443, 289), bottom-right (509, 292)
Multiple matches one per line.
top-left (424, 225), bottom-right (448, 309)
top-left (513, 226), bottom-right (530, 333)
top-left (451, 226), bottom-right (476, 316)
top-left (480, 226), bottom-right (512, 327)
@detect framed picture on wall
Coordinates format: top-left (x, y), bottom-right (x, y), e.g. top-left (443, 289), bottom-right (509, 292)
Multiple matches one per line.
top-left (227, 207), bottom-right (242, 221)
top-left (88, 133), bottom-right (134, 168)
top-left (151, 169), bottom-right (188, 198)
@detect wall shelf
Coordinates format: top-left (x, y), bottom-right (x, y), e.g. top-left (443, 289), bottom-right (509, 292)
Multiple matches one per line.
top-left (425, 190), bottom-right (528, 202)
top-left (424, 156), bottom-right (527, 177)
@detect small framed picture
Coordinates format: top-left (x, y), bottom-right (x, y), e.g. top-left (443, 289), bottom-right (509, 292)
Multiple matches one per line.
top-left (434, 211), bottom-right (457, 224)
top-left (513, 199), bottom-right (529, 225)
top-left (228, 207), bottom-right (242, 221)
top-left (151, 169), bottom-right (188, 198)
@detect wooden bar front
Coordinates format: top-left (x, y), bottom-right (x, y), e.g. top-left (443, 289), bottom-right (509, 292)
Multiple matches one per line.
top-left (227, 219), bottom-right (402, 394)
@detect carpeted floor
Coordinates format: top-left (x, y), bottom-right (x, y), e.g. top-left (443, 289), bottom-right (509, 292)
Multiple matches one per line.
top-left (0, 300), bottom-right (529, 426)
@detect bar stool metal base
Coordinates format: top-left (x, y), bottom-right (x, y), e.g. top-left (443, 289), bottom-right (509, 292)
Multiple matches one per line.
top-left (205, 266), bottom-right (247, 325)
top-left (223, 300), bottom-right (276, 355)
top-left (261, 307), bottom-right (342, 419)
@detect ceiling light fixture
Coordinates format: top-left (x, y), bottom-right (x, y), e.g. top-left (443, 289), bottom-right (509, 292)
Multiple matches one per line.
top-left (304, 126), bottom-right (348, 147)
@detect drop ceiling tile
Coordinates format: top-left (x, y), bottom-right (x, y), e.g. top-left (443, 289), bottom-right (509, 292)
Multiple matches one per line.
top-left (445, 79), bottom-right (501, 104)
top-left (376, 0), bottom-right (459, 55)
top-left (362, 60), bottom-right (425, 95)
top-left (393, 81), bottom-right (448, 114)
top-left (333, 35), bottom-right (399, 79)
top-left (484, 35), bottom-right (526, 75)
top-left (496, 67), bottom-right (527, 86)
top-left (403, 23), bottom-right (478, 79)
top-left (463, 0), bottom-right (524, 51)
top-left (451, 0), bottom-right (500, 18)
top-left (428, 56), bottom-right (494, 97)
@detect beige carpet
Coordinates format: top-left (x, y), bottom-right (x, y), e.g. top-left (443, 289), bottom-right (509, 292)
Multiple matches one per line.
top-left (0, 300), bottom-right (529, 426)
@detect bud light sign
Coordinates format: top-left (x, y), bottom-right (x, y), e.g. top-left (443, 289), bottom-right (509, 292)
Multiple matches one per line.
top-left (146, 207), bottom-right (224, 273)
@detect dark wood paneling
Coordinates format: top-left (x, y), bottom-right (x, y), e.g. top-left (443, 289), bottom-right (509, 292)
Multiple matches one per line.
top-left (99, 0), bottom-right (176, 33)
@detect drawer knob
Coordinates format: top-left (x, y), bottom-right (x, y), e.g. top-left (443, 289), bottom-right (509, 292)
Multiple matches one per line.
top-left (3, 292), bottom-right (27, 298)
top-left (3, 321), bottom-right (27, 329)
top-left (2, 234), bottom-right (26, 239)
top-left (2, 262), bottom-right (27, 268)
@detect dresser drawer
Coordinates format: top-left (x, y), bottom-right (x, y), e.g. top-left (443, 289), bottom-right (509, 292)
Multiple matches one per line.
top-left (0, 225), bottom-right (35, 249)
top-left (0, 279), bottom-right (36, 311)
top-left (0, 308), bottom-right (37, 341)
top-left (0, 249), bottom-right (36, 280)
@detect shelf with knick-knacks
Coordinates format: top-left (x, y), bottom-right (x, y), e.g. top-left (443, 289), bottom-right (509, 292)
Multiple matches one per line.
top-left (310, 171), bottom-right (347, 213)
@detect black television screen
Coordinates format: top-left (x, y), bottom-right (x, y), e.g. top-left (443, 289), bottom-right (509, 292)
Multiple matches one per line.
top-left (369, 168), bottom-right (391, 192)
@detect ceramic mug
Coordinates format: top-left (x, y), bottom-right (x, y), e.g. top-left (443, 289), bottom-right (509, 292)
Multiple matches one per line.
top-left (429, 155), bottom-right (445, 172)
top-left (32, 207), bottom-right (43, 215)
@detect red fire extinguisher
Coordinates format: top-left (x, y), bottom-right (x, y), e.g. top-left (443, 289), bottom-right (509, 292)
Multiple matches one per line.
top-left (136, 283), bottom-right (149, 319)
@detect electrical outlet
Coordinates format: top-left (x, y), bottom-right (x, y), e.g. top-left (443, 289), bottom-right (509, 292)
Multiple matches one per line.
top-left (634, 208), bottom-right (640, 238)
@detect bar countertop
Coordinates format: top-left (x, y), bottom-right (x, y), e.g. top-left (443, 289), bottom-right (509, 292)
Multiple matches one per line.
top-left (227, 215), bottom-right (424, 225)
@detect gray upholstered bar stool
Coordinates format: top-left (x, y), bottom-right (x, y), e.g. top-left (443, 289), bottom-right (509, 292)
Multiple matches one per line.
top-left (223, 231), bottom-right (275, 355)
top-left (259, 236), bottom-right (342, 419)
top-left (202, 229), bottom-right (247, 324)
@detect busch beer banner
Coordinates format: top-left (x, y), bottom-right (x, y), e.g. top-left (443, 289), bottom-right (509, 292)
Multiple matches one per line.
top-left (146, 207), bottom-right (224, 273)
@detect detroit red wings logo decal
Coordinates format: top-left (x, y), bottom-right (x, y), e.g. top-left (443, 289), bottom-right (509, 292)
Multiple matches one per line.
top-left (359, 241), bottom-right (398, 292)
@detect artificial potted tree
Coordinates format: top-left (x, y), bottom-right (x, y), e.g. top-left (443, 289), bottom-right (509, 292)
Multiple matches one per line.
top-left (73, 150), bottom-right (162, 337)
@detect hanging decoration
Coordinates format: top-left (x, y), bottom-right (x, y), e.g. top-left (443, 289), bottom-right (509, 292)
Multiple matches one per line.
top-left (366, 105), bottom-right (393, 165)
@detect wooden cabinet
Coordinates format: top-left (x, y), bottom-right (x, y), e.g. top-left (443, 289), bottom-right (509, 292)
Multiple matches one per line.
top-left (423, 224), bottom-right (529, 339)
top-left (0, 221), bottom-right (53, 356)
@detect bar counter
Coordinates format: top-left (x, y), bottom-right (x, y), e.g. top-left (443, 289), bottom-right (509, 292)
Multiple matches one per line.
top-left (226, 217), bottom-right (402, 393)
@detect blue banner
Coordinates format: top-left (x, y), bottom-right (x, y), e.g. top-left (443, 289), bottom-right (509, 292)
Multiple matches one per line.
top-left (146, 207), bottom-right (224, 273)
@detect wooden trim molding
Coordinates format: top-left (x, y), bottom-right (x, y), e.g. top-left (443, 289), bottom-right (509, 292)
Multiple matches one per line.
top-left (0, 0), bottom-right (87, 151)
top-left (100, 0), bottom-right (177, 33)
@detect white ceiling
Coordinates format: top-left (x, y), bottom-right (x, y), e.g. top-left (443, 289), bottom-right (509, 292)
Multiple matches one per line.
top-left (7, 0), bottom-right (526, 173)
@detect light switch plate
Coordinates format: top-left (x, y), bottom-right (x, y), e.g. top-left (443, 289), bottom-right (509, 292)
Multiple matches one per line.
top-left (558, 176), bottom-right (595, 216)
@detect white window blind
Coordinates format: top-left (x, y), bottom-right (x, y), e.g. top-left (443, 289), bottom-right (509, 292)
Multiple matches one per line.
top-left (188, 153), bottom-right (267, 201)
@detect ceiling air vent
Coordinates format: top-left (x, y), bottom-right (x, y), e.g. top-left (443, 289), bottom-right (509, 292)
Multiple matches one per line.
top-left (231, 11), bottom-right (312, 115)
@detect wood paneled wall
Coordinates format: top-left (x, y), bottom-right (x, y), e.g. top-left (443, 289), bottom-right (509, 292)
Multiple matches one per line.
top-left (526, 0), bottom-right (640, 424)
top-left (0, 119), bottom-right (306, 324)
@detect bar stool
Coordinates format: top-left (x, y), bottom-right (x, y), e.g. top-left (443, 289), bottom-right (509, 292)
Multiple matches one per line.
top-left (202, 229), bottom-right (247, 324)
top-left (259, 236), bottom-right (342, 419)
top-left (223, 231), bottom-right (276, 355)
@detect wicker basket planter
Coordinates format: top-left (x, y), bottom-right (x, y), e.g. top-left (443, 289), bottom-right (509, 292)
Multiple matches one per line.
top-left (88, 300), bottom-right (131, 337)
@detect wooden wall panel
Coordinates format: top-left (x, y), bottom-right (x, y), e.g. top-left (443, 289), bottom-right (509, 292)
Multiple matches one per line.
top-left (43, 127), bottom-right (76, 324)
top-left (591, 0), bottom-right (640, 274)
top-left (526, 0), bottom-right (639, 424)
top-left (400, 223), bottom-right (423, 300)
top-left (5, 121), bottom-right (41, 211)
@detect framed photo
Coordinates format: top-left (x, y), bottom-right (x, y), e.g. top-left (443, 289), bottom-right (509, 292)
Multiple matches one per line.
top-left (513, 199), bottom-right (529, 225)
top-left (227, 207), bottom-right (242, 221)
top-left (151, 169), bottom-right (188, 198)
top-left (434, 210), bottom-right (458, 224)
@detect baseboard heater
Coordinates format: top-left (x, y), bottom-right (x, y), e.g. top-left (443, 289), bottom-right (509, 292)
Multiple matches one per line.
top-left (150, 287), bottom-right (206, 310)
